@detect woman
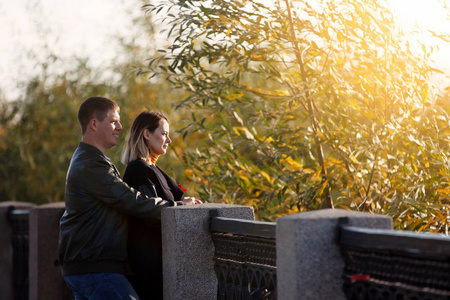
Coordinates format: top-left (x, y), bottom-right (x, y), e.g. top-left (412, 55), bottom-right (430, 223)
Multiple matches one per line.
top-left (121, 111), bottom-right (201, 299)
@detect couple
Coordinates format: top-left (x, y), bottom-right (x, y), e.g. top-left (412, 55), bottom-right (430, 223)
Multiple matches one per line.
top-left (58, 96), bottom-right (201, 300)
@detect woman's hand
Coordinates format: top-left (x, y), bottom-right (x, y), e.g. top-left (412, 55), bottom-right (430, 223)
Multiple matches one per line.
top-left (182, 196), bottom-right (202, 205)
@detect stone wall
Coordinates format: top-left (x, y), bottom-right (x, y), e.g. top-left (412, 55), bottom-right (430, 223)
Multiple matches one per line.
top-left (29, 202), bottom-right (66, 300)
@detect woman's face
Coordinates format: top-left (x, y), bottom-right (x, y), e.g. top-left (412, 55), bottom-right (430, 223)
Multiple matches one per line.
top-left (144, 119), bottom-right (171, 155)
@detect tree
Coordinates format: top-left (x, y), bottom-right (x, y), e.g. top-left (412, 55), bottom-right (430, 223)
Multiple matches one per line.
top-left (143, 0), bottom-right (450, 232)
top-left (0, 4), bottom-right (191, 204)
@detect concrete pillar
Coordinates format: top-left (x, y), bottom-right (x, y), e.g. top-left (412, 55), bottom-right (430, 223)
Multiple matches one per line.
top-left (277, 208), bottom-right (392, 300)
top-left (162, 203), bottom-right (254, 300)
top-left (0, 201), bottom-right (35, 300)
top-left (29, 202), bottom-right (66, 300)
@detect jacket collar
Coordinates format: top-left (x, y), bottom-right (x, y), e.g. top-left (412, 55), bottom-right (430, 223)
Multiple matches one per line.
top-left (79, 142), bottom-right (120, 176)
top-left (79, 141), bottom-right (105, 157)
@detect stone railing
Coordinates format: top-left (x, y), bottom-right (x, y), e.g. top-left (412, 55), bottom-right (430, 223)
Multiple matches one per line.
top-left (0, 201), bottom-right (67, 300)
top-left (1, 201), bottom-right (396, 300)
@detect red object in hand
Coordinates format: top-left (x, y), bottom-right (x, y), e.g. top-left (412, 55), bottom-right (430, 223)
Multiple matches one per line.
top-left (178, 184), bottom-right (187, 192)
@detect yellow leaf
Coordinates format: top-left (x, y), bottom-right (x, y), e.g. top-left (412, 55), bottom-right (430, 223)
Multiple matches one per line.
top-left (437, 188), bottom-right (450, 194)
top-left (272, 89), bottom-right (289, 96)
top-left (260, 170), bottom-right (271, 183)
top-left (317, 180), bottom-right (328, 196)
top-left (286, 206), bottom-right (299, 215)
top-left (421, 88), bottom-right (428, 102)
top-left (250, 54), bottom-right (264, 61)
top-left (417, 224), bottom-right (428, 232)
top-left (350, 155), bottom-right (358, 164)
top-left (286, 74), bottom-right (296, 85)
top-left (241, 82), bottom-right (275, 96)
top-left (337, 31), bottom-right (344, 42)
top-left (285, 156), bottom-right (303, 171)
top-left (225, 92), bottom-right (244, 100)
top-left (431, 227), bottom-right (441, 234)
top-left (229, 57), bottom-right (237, 68)
top-left (219, 15), bottom-right (229, 22)
top-left (265, 136), bottom-right (274, 143)
top-left (310, 172), bottom-right (322, 182)
top-left (435, 211), bottom-right (446, 223)
top-left (237, 170), bottom-right (250, 183)
top-left (317, 128), bottom-right (324, 138)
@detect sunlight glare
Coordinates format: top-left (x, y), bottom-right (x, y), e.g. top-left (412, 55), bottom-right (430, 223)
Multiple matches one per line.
top-left (390, 0), bottom-right (447, 30)
top-left (389, 0), bottom-right (450, 88)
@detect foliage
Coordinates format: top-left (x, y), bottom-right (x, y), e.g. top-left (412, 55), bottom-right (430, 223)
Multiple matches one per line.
top-left (142, 0), bottom-right (450, 232)
top-left (0, 30), bottom-right (191, 204)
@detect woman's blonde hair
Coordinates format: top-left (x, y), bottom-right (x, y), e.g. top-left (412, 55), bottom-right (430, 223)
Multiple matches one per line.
top-left (121, 111), bottom-right (168, 164)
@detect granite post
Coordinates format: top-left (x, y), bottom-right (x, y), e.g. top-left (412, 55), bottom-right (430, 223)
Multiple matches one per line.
top-left (277, 208), bottom-right (392, 300)
top-left (162, 203), bottom-right (254, 300)
top-left (28, 202), bottom-right (66, 300)
top-left (0, 201), bottom-right (36, 300)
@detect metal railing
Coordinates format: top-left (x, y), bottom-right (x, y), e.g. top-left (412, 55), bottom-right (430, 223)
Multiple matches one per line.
top-left (338, 221), bottom-right (450, 299)
top-left (211, 217), bottom-right (277, 300)
top-left (8, 207), bottom-right (31, 300)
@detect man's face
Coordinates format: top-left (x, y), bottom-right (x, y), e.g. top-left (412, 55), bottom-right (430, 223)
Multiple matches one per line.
top-left (96, 109), bottom-right (122, 152)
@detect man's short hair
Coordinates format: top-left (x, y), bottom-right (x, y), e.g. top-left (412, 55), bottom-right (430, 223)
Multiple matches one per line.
top-left (78, 97), bottom-right (119, 134)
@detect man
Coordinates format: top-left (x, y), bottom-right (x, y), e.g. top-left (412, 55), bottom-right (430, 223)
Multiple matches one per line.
top-left (58, 97), bottom-right (194, 299)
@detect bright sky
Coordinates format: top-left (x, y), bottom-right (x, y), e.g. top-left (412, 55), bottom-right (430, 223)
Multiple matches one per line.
top-left (1, 0), bottom-right (450, 100)
top-left (389, 0), bottom-right (450, 88)
top-left (0, 0), bottom-right (142, 100)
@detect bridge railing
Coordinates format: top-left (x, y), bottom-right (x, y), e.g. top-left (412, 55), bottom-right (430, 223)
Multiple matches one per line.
top-left (211, 217), bottom-right (276, 300)
top-left (4, 202), bottom-right (450, 300)
top-left (338, 221), bottom-right (450, 299)
top-left (8, 208), bottom-right (31, 300)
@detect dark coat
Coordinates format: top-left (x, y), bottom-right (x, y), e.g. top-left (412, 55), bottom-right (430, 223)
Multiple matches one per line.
top-left (58, 143), bottom-right (179, 276)
top-left (123, 158), bottom-right (184, 300)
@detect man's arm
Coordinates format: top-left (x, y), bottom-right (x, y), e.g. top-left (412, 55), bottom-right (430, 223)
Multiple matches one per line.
top-left (86, 159), bottom-right (179, 220)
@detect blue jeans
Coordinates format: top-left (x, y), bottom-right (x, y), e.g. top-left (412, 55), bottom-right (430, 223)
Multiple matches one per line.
top-left (64, 273), bottom-right (140, 300)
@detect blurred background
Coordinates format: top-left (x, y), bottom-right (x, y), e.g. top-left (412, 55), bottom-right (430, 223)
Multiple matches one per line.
top-left (1, 0), bottom-right (450, 232)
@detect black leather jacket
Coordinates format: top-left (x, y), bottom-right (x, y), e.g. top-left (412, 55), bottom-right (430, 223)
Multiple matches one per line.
top-left (58, 142), bottom-right (182, 276)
